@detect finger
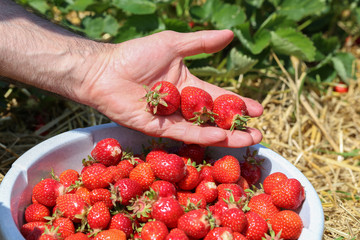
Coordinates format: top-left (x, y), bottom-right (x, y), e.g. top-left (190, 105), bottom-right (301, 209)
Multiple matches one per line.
top-left (174, 30), bottom-right (234, 57)
top-left (160, 122), bottom-right (228, 146)
top-left (210, 128), bottom-right (263, 148)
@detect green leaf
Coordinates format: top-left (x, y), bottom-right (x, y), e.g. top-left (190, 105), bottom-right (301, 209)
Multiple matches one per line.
top-left (277, 0), bottom-right (326, 21)
top-left (189, 0), bottom-right (221, 21)
top-left (245, 0), bottom-right (264, 8)
top-left (112, 0), bottom-right (156, 15)
top-left (270, 28), bottom-right (316, 62)
top-left (28, 0), bottom-right (50, 14)
top-left (227, 48), bottom-right (258, 75)
top-left (234, 23), bottom-right (271, 55)
top-left (126, 14), bottom-right (160, 33)
top-left (189, 66), bottom-right (226, 77)
top-left (163, 18), bottom-right (190, 32)
top-left (68, 0), bottom-right (94, 11)
top-left (211, 3), bottom-right (246, 29)
top-left (258, 13), bottom-right (297, 32)
top-left (82, 17), bottom-right (105, 39)
top-left (331, 52), bottom-right (356, 84)
top-left (103, 15), bottom-right (119, 36)
top-left (113, 26), bottom-right (143, 43)
top-left (184, 53), bottom-right (213, 61)
top-left (311, 33), bottom-right (340, 61)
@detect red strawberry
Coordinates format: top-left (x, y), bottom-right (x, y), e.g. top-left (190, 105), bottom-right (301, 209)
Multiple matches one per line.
top-left (233, 232), bottom-right (247, 240)
top-left (180, 86), bottom-right (215, 125)
top-left (144, 81), bottom-right (181, 115)
top-left (145, 148), bottom-right (167, 165)
top-left (32, 178), bottom-right (64, 207)
top-left (87, 201), bottom-right (111, 231)
top-left (151, 197), bottom-right (184, 228)
top-left (94, 229), bottom-right (126, 240)
top-left (195, 180), bottom-right (218, 204)
top-left (178, 143), bottom-right (206, 165)
top-left (141, 220), bottom-right (169, 240)
top-left (199, 165), bottom-right (215, 182)
top-left (150, 153), bottom-right (186, 183)
top-left (25, 203), bottom-right (50, 223)
top-left (20, 221), bottom-right (46, 239)
top-left (59, 169), bottom-right (79, 192)
top-left (91, 138), bottom-right (123, 167)
top-left (150, 180), bottom-right (177, 198)
top-left (109, 213), bottom-right (133, 238)
top-left (217, 183), bottom-right (245, 203)
top-left (248, 193), bottom-right (280, 222)
top-left (212, 155), bottom-right (241, 184)
top-left (240, 149), bottom-right (264, 186)
top-left (75, 186), bottom-right (91, 204)
top-left (56, 194), bottom-right (88, 223)
top-left (38, 226), bottom-right (61, 240)
top-left (333, 81), bottom-right (348, 93)
top-left (204, 227), bottom-right (234, 240)
top-left (270, 210), bottom-right (303, 240)
top-left (243, 211), bottom-right (268, 240)
top-left (129, 162), bottom-right (156, 191)
top-left (53, 217), bottom-right (75, 239)
top-left (112, 178), bottom-right (143, 206)
top-left (263, 172), bottom-right (288, 195)
top-left (178, 192), bottom-right (207, 210)
top-left (63, 232), bottom-right (89, 240)
top-left (81, 163), bottom-right (113, 190)
top-left (209, 199), bottom-right (231, 220)
top-left (236, 176), bottom-right (250, 191)
top-left (213, 94), bottom-right (249, 131)
top-left (128, 193), bottom-right (153, 223)
top-left (115, 159), bottom-right (136, 181)
top-left (220, 208), bottom-right (247, 233)
top-left (177, 164), bottom-right (200, 191)
top-left (90, 188), bottom-right (113, 209)
top-left (271, 178), bottom-right (305, 210)
top-left (165, 228), bottom-right (189, 240)
top-left (177, 209), bottom-right (213, 239)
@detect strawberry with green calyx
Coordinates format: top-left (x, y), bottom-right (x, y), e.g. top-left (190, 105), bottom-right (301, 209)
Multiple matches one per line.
top-left (213, 94), bottom-right (250, 131)
top-left (240, 148), bottom-right (264, 186)
top-left (178, 192), bottom-right (207, 211)
top-left (248, 193), bottom-right (280, 222)
top-left (243, 211), bottom-right (269, 240)
top-left (39, 226), bottom-right (62, 240)
top-left (180, 86), bottom-right (216, 125)
top-left (111, 178), bottom-right (143, 206)
top-left (56, 194), bottom-right (88, 223)
top-left (269, 210), bottom-right (303, 240)
top-left (81, 163), bottom-right (113, 190)
top-left (127, 191), bottom-right (155, 223)
top-left (143, 81), bottom-right (181, 116)
top-left (262, 225), bottom-right (283, 240)
top-left (33, 178), bottom-right (65, 207)
top-left (195, 180), bottom-right (218, 204)
top-left (25, 203), bottom-right (51, 223)
top-left (150, 180), bottom-right (177, 198)
top-left (177, 209), bottom-right (216, 239)
top-left (217, 184), bottom-right (246, 203)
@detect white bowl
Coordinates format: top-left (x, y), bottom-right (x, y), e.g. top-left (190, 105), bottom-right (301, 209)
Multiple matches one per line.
top-left (0, 123), bottom-right (324, 239)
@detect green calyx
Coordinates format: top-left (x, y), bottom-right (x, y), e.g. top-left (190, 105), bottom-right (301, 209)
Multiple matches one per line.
top-left (189, 107), bottom-right (217, 126)
top-left (230, 114), bottom-right (250, 131)
top-left (143, 84), bottom-right (169, 115)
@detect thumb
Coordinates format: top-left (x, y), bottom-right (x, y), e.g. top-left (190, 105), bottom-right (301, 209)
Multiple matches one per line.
top-left (174, 30), bottom-right (234, 57)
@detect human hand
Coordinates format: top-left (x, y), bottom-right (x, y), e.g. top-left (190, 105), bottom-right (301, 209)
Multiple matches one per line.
top-left (77, 30), bottom-right (263, 148)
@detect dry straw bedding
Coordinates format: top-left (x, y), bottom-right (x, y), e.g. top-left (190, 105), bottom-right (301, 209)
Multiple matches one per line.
top-left (0, 66), bottom-right (359, 239)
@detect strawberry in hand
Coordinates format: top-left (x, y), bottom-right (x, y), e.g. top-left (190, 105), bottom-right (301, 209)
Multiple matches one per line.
top-left (144, 81), bottom-right (181, 116)
top-left (213, 94), bottom-right (250, 131)
top-left (180, 86), bottom-right (215, 125)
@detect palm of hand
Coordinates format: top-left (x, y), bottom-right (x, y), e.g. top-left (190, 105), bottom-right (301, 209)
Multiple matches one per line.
top-left (82, 31), bottom-right (263, 147)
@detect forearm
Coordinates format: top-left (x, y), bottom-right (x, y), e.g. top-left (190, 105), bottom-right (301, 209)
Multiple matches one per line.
top-left (0, 0), bottom-right (107, 102)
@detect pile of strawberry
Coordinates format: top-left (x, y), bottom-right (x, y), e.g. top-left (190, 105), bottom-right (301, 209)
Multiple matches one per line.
top-left (144, 81), bottom-right (250, 130)
top-left (21, 138), bottom-right (305, 240)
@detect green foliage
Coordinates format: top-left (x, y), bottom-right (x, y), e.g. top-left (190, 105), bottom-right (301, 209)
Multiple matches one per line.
top-left (14, 0), bottom-right (360, 92)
